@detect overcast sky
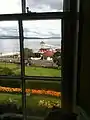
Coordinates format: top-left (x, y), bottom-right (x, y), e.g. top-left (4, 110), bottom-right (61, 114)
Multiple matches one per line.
top-left (0, 0), bottom-right (63, 13)
top-left (26, 0), bottom-right (63, 12)
top-left (0, 0), bottom-right (63, 37)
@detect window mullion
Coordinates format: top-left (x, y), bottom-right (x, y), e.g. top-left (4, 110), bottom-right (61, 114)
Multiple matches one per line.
top-left (18, 19), bottom-right (26, 120)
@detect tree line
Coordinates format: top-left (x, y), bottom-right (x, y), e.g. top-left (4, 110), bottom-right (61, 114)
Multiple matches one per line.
top-left (24, 48), bottom-right (61, 67)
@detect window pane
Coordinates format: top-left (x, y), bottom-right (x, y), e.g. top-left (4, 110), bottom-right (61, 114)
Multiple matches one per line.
top-left (0, 0), bottom-right (22, 14)
top-left (23, 20), bottom-right (61, 77)
top-left (25, 80), bottom-right (61, 118)
top-left (0, 21), bottom-right (21, 76)
top-left (26, 0), bottom-right (63, 12)
top-left (0, 21), bottom-right (22, 116)
top-left (0, 79), bottom-right (22, 115)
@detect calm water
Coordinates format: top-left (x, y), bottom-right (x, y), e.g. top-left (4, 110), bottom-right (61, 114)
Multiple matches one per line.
top-left (0, 39), bottom-right (61, 53)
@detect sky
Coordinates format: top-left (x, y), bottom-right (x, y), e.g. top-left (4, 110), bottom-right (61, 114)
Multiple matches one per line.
top-left (0, 0), bottom-right (63, 38)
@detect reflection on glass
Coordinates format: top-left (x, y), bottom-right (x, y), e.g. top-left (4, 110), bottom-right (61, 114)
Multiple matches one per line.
top-left (23, 20), bottom-right (61, 77)
top-left (26, 0), bottom-right (63, 13)
top-left (0, 21), bottom-right (21, 76)
top-left (25, 80), bottom-right (61, 118)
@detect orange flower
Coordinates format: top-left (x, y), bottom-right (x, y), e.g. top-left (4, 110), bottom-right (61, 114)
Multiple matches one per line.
top-left (0, 86), bottom-right (61, 97)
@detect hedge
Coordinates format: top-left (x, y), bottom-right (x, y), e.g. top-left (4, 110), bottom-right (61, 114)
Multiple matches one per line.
top-left (0, 79), bottom-right (21, 88)
top-left (26, 81), bottom-right (61, 92)
top-left (0, 80), bottom-right (61, 92)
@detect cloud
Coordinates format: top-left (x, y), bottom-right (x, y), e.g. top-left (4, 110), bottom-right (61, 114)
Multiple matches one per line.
top-left (0, 20), bottom-right (61, 38)
top-left (0, 0), bottom-right (61, 38)
top-left (0, 0), bottom-right (63, 13)
top-left (0, 0), bottom-right (21, 14)
top-left (26, 0), bottom-right (63, 11)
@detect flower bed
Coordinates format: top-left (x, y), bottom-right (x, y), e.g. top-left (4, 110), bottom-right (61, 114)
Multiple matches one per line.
top-left (0, 86), bottom-right (61, 97)
top-left (38, 99), bottom-right (61, 108)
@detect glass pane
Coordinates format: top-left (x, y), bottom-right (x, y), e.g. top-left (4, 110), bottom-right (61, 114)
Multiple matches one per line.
top-left (0, 21), bottom-right (22, 117)
top-left (25, 80), bottom-right (61, 118)
top-left (26, 0), bottom-right (63, 12)
top-left (0, 21), bottom-right (21, 76)
top-left (23, 20), bottom-right (61, 77)
top-left (0, 80), bottom-right (22, 115)
top-left (0, 0), bottom-right (22, 14)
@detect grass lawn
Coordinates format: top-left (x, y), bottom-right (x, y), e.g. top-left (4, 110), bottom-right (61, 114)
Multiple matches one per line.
top-left (0, 62), bottom-right (17, 69)
top-left (0, 93), bottom-right (60, 108)
top-left (0, 62), bottom-right (61, 110)
top-left (0, 93), bottom-right (60, 117)
top-left (0, 93), bottom-right (21, 105)
top-left (25, 67), bottom-right (61, 77)
top-left (0, 62), bottom-right (61, 77)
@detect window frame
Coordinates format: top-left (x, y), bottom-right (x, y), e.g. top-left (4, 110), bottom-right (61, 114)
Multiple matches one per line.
top-left (0, 0), bottom-right (79, 119)
top-left (0, 12), bottom-right (62, 120)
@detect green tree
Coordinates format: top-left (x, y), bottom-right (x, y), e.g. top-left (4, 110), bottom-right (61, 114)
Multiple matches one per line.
top-left (24, 48), bottom-right (34, 60)
top-left (53, 51), bottom-right (61, 67)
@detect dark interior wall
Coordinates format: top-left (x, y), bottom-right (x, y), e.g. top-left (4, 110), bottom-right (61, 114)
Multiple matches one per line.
top-left (78, 0), bottom-right (90, 116)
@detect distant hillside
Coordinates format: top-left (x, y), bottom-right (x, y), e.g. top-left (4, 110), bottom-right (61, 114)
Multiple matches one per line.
top-left (0, 36), bottom-right (61, 39)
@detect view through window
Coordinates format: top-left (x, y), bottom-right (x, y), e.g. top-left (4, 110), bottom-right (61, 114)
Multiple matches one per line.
top-left (0, 0), bottom-right (62, 119)
top-left (0, 21), bottom-right (22, 116)
top-left (23, 20), bottom-right (61, 77)
top-left (23, 20), bottom-right (61, 118)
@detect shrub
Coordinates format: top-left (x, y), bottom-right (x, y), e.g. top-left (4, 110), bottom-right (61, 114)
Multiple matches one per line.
top-left (26, 81), bottom-right (61, 92)
top-left (0, 79), bottom-right (21, 88)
